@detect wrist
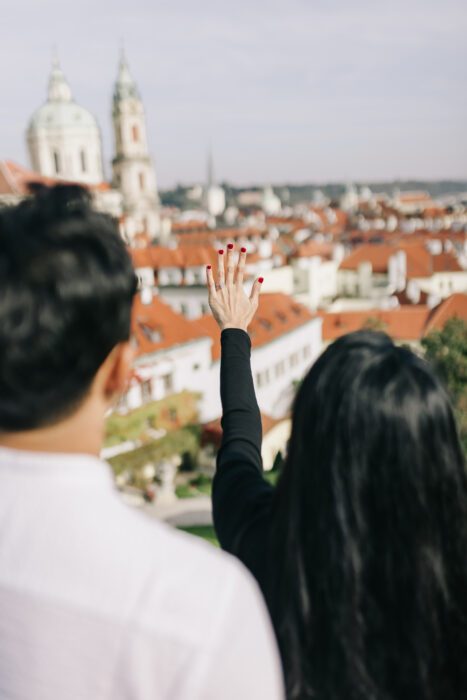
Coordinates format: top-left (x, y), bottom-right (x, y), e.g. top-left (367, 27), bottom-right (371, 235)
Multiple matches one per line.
top-left (221, 324), bottom-right (249, 333)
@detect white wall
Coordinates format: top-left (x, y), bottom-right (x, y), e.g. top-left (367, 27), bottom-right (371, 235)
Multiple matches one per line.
top-left (259, 266), bottom-right (294, 295)
top-left (158, 286), bottom-right (210, 318)
top-left (251, 317), bottom-right (322, 417)
top-left (121, 315), bottom-right (323, 425)
top-left (27, 127), bottom-right (104, 185)
top-left (293, 257), bottom-right (338, 308)
top-left (413, 271), bottom-right (467, 298)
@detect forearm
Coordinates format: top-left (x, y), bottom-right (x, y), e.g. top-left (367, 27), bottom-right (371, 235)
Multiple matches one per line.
top-left (218, 328), bottom-right (262, 473)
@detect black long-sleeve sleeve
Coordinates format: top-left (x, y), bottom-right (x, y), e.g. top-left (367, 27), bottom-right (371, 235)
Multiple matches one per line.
top-left (212, 329), bottom-right (274, 588)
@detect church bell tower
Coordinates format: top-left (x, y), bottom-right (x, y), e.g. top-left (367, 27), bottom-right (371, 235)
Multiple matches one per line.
top-left (112, 51), bottom-right (160, 239)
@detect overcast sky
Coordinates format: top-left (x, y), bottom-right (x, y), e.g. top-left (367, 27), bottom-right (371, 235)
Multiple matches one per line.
top-left (1, 0), bottom-right (466, 187)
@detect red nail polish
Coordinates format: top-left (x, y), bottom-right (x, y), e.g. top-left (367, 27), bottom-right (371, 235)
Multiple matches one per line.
top-left (241, 247), bottom-right (246, 253)
top-left (219, 249), bottom-right (224, 255)
top-left (259, 277), bottom-right (264, 283)
top-left (207, 265), bottom-right (211, 270)
top-left (227, 243), bottom-right (234, 250)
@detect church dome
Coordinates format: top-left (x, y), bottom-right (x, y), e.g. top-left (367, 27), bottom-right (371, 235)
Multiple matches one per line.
top-left (26, 59), bottom-right (104, 186)
top-left (27, 101), bottom-right (98, 133)
top-left (27, 59), bottom-right (99, 134)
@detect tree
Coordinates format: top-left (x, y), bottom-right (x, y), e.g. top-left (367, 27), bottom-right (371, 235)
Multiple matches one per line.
top-left (362, 316), bottom-right (388, 333)
top-left (421, 317), bottom-right (467, 452)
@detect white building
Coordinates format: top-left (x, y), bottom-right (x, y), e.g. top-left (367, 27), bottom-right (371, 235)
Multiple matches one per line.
top-left (199, 293), bottom-right (323, 419)
top-left (261, 186), bottom-right (281, 216)
top-left (123, 293), bottom-right (216, 420)
top-left (121, 290), bottom-right (323, 424)
top-left (26, 59), bottom-right (104, 185)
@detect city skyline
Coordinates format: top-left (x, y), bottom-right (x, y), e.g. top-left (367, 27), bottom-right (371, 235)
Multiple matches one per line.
top-left (2, 0), bottom-right (466, 188)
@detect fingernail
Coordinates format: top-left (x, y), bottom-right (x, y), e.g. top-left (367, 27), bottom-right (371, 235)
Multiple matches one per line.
top-left (227, 243), bottom-right (234, 250)
top-left (207, 265), bottom-right (211, 270)
top-left (218, 249), bottom-right (224, 255)
top-left (241, 247), bottom-right (246, 253)
top-left (259, 277), bottom-right (264, 283)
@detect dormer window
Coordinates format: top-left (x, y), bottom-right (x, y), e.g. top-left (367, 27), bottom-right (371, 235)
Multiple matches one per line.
top-left (276, 311), bottom-right (287, 323)
top-left (140, 324), bottom-right (162, 343)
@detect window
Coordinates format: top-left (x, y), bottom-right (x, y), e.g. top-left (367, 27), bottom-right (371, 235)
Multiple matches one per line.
top-left (276, 311), bottom-right (287, 323)
top-left (53, 151), bottom-right (60, 174)
top-left (256, 370), bottom-right (270, 388)
top-left (132, 125), bottom-right (139, 142)
top-left (162, 373), bottom-right (173, 395)
top-left (141, 324), bottom-right (162, 343)
top-left (80, 150), bottom-right (87, 173)
top-left (142, 379), bottom-right (152, 402)
top-left (289, 352), bottom-right (299, 368)
top-left (139, 172), bottom-right (145, 191)
top-left (180, 304), bottom-right (188, 316)
top-left (201, 303), bottom-right (208, 315)
top-left (275, 360), bottom-right (285, 378)
top-left (303, 345), bottom-right (311, 360)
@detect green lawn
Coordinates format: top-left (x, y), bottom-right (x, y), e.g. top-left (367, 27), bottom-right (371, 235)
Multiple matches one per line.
top-left (176, 474), bottom-right (212, 499)
top-left (178, 525), bottom-right (219, 547)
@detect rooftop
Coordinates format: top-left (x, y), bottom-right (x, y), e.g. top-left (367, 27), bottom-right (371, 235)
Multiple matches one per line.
top-left (198, 293), bottom-right (317, 361)
top-left (131, 294), bottom-right (208, 358)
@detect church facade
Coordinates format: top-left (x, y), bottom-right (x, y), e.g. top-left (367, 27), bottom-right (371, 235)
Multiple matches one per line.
top-left (26, 54), bottom-right (160, 241)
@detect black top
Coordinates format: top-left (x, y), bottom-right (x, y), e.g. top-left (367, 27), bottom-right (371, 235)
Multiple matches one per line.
top-left (212, 328), bottom-right (275, 600)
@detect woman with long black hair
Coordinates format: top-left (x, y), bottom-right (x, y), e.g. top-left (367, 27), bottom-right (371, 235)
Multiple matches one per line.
top-left (206, 246), bottom-right (467, 700)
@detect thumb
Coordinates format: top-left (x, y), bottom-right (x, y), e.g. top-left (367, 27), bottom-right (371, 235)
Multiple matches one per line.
top-left (249, 277), bottom-right (264, 306)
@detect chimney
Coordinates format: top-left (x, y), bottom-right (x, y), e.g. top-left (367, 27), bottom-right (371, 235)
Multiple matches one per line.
top-left (141, 287), bottom-right (153, 305)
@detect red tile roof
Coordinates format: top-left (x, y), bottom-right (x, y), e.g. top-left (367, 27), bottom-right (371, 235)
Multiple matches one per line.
top-left (129, 245), bottom-right (218, 270)
top-left (0, 160), bottom-right (62, 194)
top-left (339, 241), bottom-right (464, 278)
top-left (424, 294), bottom-right (467, 334)
top-left (293, 240), bottom-right (335, 260)
top-left (397, 191), bottom-right (432, 204)
top-left (319, 307), bottom-right (432, 342)
top-left (432, 252), bottom-right (463, 273)
top-left (400, 243), bottom-right (432, 278)
top-left (339, 245), bottom-right (395, 273)
top-left (198, 293), bottom-right (317, 361)
top-left (131, 294), bottom-right (207, 357)
top-left (0, 160), bottom-right (111, 196)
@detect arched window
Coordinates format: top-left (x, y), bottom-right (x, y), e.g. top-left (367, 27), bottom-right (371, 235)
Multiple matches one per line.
top-left (53, 151), bottom-right (60, 174)
top-left (80, 150), bottom-right (87, 173)
top-left (132, 125), bottom-right (139, 142)
top-left (139, 172), bottom-right (145, 191)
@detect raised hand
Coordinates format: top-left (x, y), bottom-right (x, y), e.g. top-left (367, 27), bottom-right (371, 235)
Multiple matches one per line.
top-left (206, 244), bottom-right (263, 333)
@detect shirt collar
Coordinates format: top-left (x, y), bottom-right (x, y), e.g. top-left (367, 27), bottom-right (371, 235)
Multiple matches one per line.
top-left (0, 445), bottom-right (115, 488)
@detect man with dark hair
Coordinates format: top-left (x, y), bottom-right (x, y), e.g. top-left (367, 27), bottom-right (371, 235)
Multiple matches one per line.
top-left (0, 186), bottom-right (283, 700)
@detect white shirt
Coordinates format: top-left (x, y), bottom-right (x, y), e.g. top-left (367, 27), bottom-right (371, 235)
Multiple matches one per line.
top-left (0, 447), bottom-right (284, 700)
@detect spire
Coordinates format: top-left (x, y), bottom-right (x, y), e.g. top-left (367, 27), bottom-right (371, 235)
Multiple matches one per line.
top-left (207, 149), bottom-right (214, 188)
top-left (48, 56), bottom-right (72, 102)
top-left (114, 49), bottom-right (139, 102)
